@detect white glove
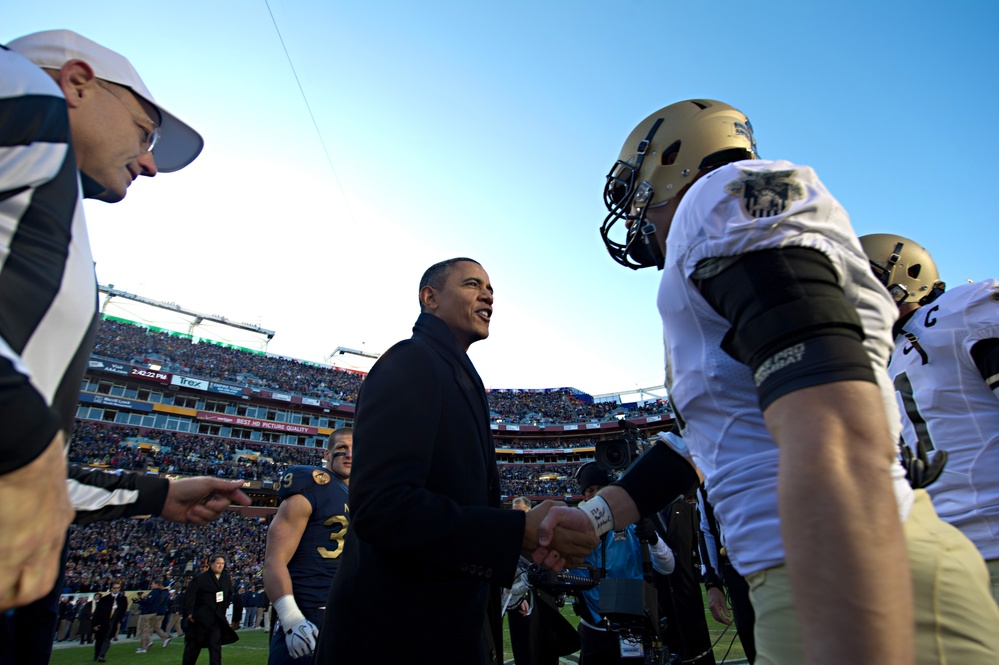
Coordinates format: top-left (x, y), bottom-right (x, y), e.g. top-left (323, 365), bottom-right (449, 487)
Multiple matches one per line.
top-left (284, 617), bottom-right (318, 659)
top-left (273, 594), bottom-right (318, 659)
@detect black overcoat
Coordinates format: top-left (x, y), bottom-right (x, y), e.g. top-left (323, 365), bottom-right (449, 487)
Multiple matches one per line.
top-left (183, 569), bottom-right (238, 645)
top-left (315, 313), bottom-right (524, 665)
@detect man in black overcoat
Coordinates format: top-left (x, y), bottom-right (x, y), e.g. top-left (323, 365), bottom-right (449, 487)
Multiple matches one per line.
top-left (182, 555), bottom-right (238, 665)
top-left (314, 258), bottom-right (596, 665)
top-left (92, 582), bottom-right (127, 662)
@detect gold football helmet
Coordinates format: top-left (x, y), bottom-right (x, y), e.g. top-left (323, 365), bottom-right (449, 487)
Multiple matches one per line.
top-left (601, 99), bottom-right (758, 269)
top-left (859, 233), bottom-right (946, 305)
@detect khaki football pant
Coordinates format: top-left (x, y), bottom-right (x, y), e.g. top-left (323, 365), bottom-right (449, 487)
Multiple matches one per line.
top-left (747, 490), bottom-right (999, 664)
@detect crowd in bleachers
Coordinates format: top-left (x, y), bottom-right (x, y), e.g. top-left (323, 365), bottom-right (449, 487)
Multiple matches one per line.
top-left (499, 437), bottom-right (596, 450)
top-left (63, 510), bottom-right (268, 595)
top-left (487, 390), bottom-right (618, 424)
top-left (498, 463), bottom-right (582, 497)
top-left (68, 420), bottom-right (588, 499)
top-left (63, 319), bottom-right (664, 599)
top-left (68, 420), bottom-right (323, 483)
top-left (59, 461), bottom-right (583, 599)
top-left (61, 469), bottom-right (585, 599)
top-left (90, 319), bottom-right (673, 425)
top-left (92, 319), bottom-right (363, 402)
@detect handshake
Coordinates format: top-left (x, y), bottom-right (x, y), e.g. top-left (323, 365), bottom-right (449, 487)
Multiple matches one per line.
top-left (521, 487), bottom-right (637, 570)
top-left (522, 499), bottom-right (600, 570)
top-left (521, 432), bottom-right (700, 569)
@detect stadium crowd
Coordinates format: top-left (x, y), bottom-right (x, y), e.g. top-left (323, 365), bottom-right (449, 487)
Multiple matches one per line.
top-left (68, 421), bottom-right (322, 483)
top-left (92, 319), bottom-right (364, 402)
top-left (90, 319), bottom-right (673, 425)
top-left (55, 319), bottom-right (669, 648)
top-left (499, 437), bottom-right (596, 450)
top-left (62, 511), bottom-right (268, 597)
top-left (68, 420), bottom-right (586, 498)
top-left (497, 463), bottom-right (580, 497)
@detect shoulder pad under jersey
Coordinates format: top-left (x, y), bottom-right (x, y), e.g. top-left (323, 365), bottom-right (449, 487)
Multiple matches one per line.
top-left (276, 466), bottom-right (334, 499)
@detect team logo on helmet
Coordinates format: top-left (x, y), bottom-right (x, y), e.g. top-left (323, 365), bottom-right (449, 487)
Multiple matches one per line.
top-left (724, 169), bottom-right (804, 218)
top-left (313, 469), bottom-right (331, 485)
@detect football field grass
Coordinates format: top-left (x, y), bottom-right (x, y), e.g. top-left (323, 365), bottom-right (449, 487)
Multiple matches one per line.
top-left (49, 593), bottom-right (747, 664)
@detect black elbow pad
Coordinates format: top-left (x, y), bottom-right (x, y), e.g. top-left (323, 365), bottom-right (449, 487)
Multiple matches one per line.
top-left (613, 442), bottom-right (700, 519)
top-left (694, 247), bottom-right (877, 410)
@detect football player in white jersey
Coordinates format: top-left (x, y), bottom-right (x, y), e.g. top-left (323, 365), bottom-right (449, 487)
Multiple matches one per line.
top-left (536, 99), bottom-right (999, 665)
top-left (861, 233), bottom-right (999, 604)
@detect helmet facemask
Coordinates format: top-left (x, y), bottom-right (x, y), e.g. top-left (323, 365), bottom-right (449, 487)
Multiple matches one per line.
top-left (600, 119), bottom-right (667, 270)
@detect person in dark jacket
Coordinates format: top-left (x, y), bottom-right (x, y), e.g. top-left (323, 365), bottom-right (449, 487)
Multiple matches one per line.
top-left (136, 580), bottom-right (171, 652)
top-left (76, 596), bottom-right (95, 645)
top-left (55, 596), bottom-right (75, 641)
top-left (313, 258), bottom-right (595, 665)
top-left (92, 582), bottom-right (128, 662)
top-left (241, 587), bottom-right (258, 628)
top-left (183, 555), bottom-right (238, 665)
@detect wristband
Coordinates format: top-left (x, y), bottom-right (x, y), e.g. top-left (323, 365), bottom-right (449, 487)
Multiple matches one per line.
top-left (577, 495), bottom-right (614, 537)
top-left (273, 594), bottom-right (305, 628)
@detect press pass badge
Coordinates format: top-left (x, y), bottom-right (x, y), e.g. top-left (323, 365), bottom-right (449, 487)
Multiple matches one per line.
top-left (620, 636), bottom-right (644, 658)
top-left (216, 591), bottom-right (224, 603)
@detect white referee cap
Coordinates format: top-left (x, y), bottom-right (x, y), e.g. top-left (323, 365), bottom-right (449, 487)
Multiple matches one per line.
top-left (7, 29), bottom-right (204, 173)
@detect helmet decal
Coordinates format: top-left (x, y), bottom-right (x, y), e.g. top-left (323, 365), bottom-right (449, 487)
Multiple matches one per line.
top-left (734, 120), bottom-right (758, 156)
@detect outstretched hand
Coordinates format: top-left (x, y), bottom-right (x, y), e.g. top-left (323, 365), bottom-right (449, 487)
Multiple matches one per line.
top-left (160, 477), bottom-right (252, 525)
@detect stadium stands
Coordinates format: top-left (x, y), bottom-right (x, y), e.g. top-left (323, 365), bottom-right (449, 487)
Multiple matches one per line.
top-left (63, 315), bottom-right (676, 606)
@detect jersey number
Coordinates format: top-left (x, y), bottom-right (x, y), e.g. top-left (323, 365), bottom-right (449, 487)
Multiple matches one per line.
top-left (317, 515), bottom-right (348, 559)
top-left (893, 371), bottom-right (936, 451)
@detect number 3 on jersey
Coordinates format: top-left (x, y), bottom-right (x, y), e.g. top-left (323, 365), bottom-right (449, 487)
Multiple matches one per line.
top-left (318, 514), bottom-right (349, 559)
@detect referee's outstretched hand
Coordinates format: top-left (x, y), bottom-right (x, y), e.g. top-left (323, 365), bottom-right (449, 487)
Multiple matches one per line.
top-left (160, 477), bottom-right (252, 525)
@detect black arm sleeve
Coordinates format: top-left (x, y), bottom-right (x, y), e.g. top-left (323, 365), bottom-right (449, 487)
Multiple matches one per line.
top-left (68, 464), bottom-right (170, 524)
top-left (693, 246), bottom-right (878, 410)
top-left (612, 441), bottom-right (700, 520)
top-left (971, 338), bottom-right (999, 393)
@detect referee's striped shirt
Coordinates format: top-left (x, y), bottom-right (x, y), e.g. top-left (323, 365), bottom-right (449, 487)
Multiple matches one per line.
top-left (1, 46), bottom-right (167, 520)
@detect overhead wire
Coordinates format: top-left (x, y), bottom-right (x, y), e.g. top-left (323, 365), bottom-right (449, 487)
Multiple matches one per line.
top-left (264, 0), bottom-right (356, 224)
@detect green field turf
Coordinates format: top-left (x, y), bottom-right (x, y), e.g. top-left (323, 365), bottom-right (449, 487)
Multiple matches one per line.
top-left (49, 592), bottom-right (748, 665)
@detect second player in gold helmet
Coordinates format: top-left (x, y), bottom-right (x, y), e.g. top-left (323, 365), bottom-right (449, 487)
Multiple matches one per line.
top-left (601, 99), bottom-right (758, 270)
top-left (859, 233), bottom-right (946, 305)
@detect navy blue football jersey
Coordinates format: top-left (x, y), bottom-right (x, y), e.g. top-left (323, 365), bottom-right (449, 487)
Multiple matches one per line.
top-left (277, 465), bottom-right (350, 608)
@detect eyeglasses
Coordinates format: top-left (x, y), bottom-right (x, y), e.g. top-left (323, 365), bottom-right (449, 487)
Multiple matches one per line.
top-left (96, 80), bottom-right (160, 154)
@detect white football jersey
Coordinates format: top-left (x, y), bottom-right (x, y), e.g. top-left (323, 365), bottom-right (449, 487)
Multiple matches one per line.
top-left (888, 280), bottom-right (999, 558)
top-left (658, 159), bottom-right (913, 576)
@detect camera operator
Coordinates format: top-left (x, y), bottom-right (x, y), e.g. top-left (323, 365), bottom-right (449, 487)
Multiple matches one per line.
top-left (574, 464), bottom-right (675, 665)
top-left (505, 498), bottom-right (580, 665)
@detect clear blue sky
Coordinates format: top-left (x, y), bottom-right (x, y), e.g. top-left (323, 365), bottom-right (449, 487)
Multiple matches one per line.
top-left (7, 1), bottom-right (997, 395)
